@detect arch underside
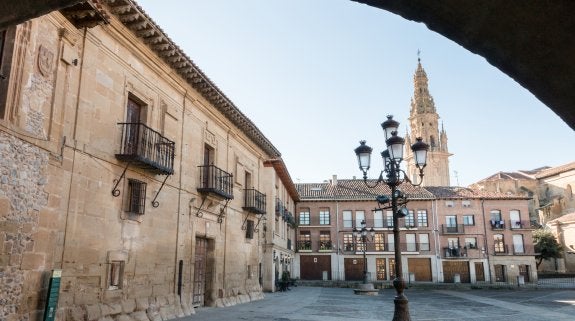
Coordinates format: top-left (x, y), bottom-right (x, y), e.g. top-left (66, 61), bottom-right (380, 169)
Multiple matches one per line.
top-left (1, 0), bottom-right (574, 130)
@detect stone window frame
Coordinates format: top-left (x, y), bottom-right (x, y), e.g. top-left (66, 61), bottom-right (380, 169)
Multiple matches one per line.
top-left (0, 22), bottom-right (30, 124)
top-left (105, 250), bottom-right (128, 291)
top-left (245, 219), bottom-right (254, 239)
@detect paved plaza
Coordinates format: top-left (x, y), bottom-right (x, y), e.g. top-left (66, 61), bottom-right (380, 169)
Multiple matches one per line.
top-left (177, 286), bottom-right (575, 321)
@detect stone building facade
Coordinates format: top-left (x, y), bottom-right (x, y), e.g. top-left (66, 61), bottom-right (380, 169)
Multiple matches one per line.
top-left (469, 162), bottom-right (575, 225)
top-left (0, 1), bottom-right (296, 320)
top-left (294, 177), bottom-right (537, 284)
top-left (261, 159), bottom-right (298, 292)
top-left (405, 59), bottom-right (451, 187)
top-left (547, 212), bottom-right (575, 273)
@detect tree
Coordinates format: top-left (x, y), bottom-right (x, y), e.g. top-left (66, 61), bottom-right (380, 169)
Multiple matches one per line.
top-left (533, 229), bottom-right (562, 269)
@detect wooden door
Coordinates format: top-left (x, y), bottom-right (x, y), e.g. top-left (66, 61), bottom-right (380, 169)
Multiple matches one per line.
top-left (344, 258), bottom-right (364, 281)
top-left (494, 264), bottom-right (506, 282)
top-left (192, 237), bottom-right (208, 306)
top-left (408, 258), bottom-right (432, 281)
top-left (474, 262), bottom-right (485, 282)
top-left (519, 264), bottom-right (530, 282)
top-left (442, 261), bottom-right (470, 283)
top-left (300, 255), bottom-right (331, 280)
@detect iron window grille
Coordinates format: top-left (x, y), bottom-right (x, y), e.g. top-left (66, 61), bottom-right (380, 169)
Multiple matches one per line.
top-left (127, 179), bottom-right (146, 215)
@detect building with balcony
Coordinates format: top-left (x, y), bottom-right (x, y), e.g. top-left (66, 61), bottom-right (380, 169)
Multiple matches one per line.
top-left (260, 159), bottom-right (299, 292)
top-left (0, 1), bottom-right (296, 320)
top-left (294, 176), bottom-right (537, 284)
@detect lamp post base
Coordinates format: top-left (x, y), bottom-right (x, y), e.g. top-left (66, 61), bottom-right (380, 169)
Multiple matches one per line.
top-left (392, 277), bottom-right (410, 321)
top-left (354, 283), bottom-right (379, 296)
top-left (393, 294), bottom-right (410, 321)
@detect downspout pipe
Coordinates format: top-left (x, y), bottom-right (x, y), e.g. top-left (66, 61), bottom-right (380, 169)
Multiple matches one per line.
top-left (481, 199), bottom-right (493, 282)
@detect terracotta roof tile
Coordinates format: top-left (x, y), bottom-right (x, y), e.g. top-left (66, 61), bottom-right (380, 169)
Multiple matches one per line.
top-left (297, 179), bottom-right (531, 201)
top-left (535, 162), bottom-right (575, 179)
top-left (425, 186), bottom-right (530, 199)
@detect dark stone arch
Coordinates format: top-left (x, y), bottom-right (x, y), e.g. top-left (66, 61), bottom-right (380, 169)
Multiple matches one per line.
top-left (1, 1), bottom-right (573, 129)
top-left (352, 0), bottom-right (575, 130)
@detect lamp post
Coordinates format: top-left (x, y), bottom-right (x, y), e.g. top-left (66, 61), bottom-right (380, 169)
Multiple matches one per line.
top-left (354, 115), bottom-right (429, 321)
top-left (353, 220), bottom-right (375, 284)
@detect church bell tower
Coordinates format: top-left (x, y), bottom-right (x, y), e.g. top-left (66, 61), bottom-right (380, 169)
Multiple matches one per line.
top-left (405, 57), bottom-right (452, 186)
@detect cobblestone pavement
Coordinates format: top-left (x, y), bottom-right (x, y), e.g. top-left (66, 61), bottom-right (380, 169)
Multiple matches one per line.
top-left (176, 286), bottom-right (575, 321)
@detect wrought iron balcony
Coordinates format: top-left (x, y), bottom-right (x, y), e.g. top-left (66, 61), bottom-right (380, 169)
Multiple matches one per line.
top-left (343, 242), bottom-right (429, 253)
top-left (443, 246), bottom-right (467, 258)
top-left (490, 220), bottom-right (506, 230)
top-left (275, 198), bottom-right (285, 217)
top-left (243, 188), bottom-right (266, 214)
top-left (319, 241), bottom-right (333, 251)
top-left (509, 220), bottom-right (533, 230)
top-left (297, 240), bottom-right (312, 252)
top-left (116, 122), bottom-right (175, 175)
top-left (512, 244), bottom-right (535, 255)
top-left (493, 244), bottom-right (509, 255)
top-left (197, 165), bottom-right (234, 200)
top-left (441, 224), bottom-right (465, 234)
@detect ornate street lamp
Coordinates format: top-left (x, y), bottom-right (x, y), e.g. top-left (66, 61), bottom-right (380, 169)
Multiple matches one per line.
top-left (354, 115), bottom-right (429, 321)
top-left (353, 220), bottom-right (375, 284)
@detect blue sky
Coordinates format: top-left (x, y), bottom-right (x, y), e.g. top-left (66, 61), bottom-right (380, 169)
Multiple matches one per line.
top-left (137, 0), bottom-right (575, 186)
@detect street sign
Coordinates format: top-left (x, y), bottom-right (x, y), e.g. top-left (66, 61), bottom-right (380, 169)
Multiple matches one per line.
top-left (43, 269), bottom-right (62, 321)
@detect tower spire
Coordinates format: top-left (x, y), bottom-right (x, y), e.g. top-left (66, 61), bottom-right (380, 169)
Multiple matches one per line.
top-left (405, 56), bottom-right (452, 186)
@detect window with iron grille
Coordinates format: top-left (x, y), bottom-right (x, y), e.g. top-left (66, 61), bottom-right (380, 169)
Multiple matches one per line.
top-left (246, 220), bottom-right (254, 239)
top-left (127, 179), bottom-right (146, 215)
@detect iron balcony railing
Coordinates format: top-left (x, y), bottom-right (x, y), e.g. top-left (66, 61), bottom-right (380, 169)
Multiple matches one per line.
top-left (116, 122), bottom-right (175, 175)
top-left (442, 246), bottom-right (471, 258)
top-left (319, 241), bottom-right (333, 251)
top-left (441, 224), bottom-right (465, 234)
top-left (342, 242), bottom-right (430, 253)
top-left (512, 244), bottom-right (535, 255)
top-left (275, 198), bottom-right (286, 217)
top-left (243, 188), bottom-right (266, 214)
top-left (297, 240), bottom-right (312, 252)
top-left (197, 165), bottom-right (233, 200)
top-left (493, 244), bottom-right (510, 255)
top-left (490, 220), bottom-right (506, 230)
top-left (342, 218), bottom-right (425, 230)
top-left (509, 220), bottom-right (533, 230)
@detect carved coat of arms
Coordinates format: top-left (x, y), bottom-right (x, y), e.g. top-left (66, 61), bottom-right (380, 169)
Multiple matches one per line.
top-left (38, 45), bottom-right (54, 77)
